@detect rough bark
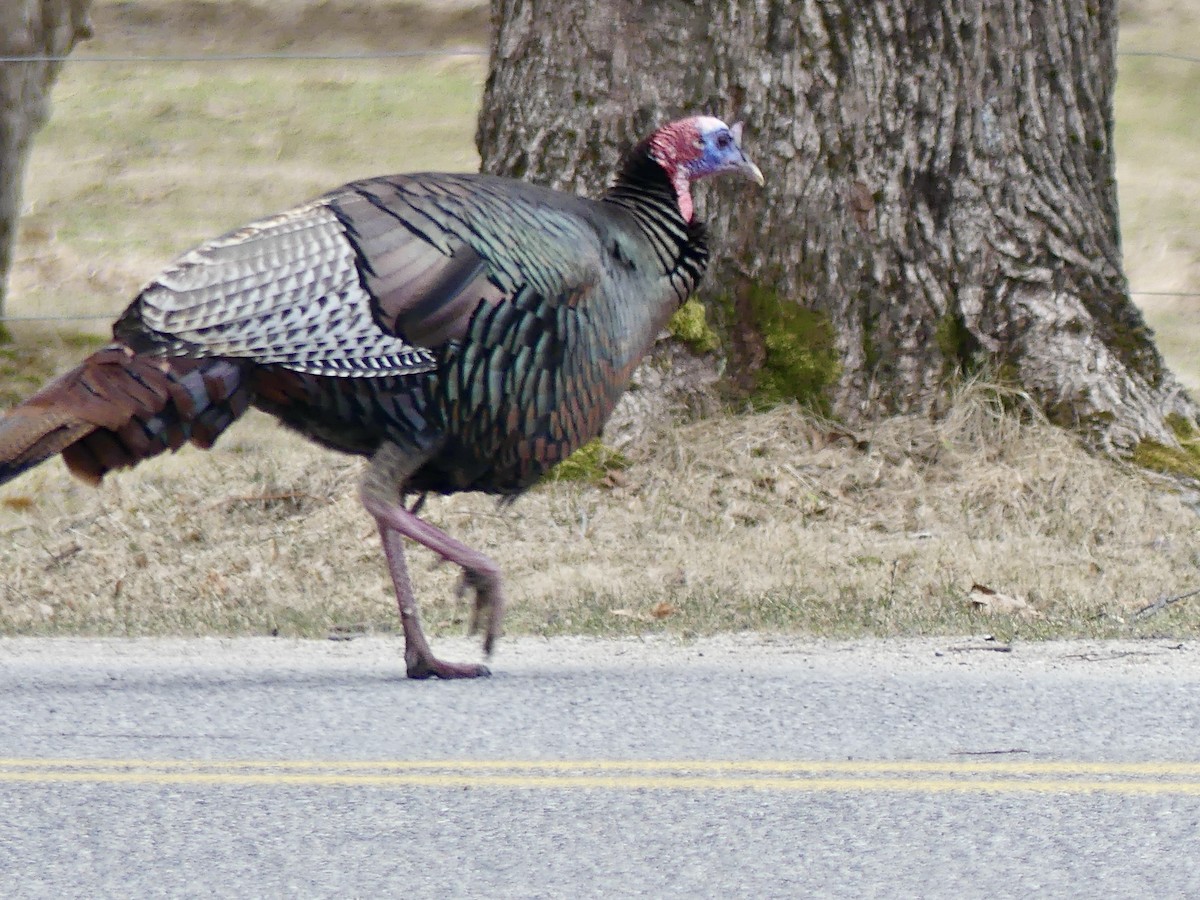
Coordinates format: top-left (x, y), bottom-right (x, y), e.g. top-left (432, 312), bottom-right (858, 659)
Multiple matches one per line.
top-left (0, 0), bottom-right (93, 339)
top-left (478, 0), bottom-right (1196, 451)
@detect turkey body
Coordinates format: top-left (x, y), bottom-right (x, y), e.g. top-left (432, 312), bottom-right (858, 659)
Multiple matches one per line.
top-left (205, 170), bottom-right (707, 497)
top-left (0, 116), bottom-right (762, 677)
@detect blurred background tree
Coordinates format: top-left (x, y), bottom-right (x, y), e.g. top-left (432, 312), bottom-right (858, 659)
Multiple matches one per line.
top-left (0, 0), bottom-right (93, 341)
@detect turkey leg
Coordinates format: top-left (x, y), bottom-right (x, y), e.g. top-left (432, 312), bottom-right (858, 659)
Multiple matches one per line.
top-left (374, 521), bottom-right (494, 679)
top-left (361, 443), bottom-right (503, 679)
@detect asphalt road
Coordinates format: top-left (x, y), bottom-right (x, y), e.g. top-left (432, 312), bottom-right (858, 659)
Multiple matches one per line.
top-left (2, 634), bottom-right (1200, 898)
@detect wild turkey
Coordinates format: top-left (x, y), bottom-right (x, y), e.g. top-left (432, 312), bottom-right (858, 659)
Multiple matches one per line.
top-left (0, 115), bottom-right (763, 678)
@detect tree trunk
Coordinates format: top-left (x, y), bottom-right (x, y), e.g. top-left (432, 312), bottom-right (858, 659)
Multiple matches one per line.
top-left (0, 0), bottom-right (93, 340)
top-left (478, 0), bottom-right (1196, 452)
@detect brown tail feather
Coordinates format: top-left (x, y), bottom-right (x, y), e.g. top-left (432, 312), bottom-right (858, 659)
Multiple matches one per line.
top-left (0, 344), bottom-right (252, 487)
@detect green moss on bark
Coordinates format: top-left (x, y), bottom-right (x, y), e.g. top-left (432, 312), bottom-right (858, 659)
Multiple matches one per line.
top-left (668, 299), bottom-right (720, 354)
top-left (748, 286), bottom-right (840, 411)
top-left (1166, 412), bottom-right (1199, 441)
top-left (1132, 413), bottom-right (1200, 479)
top-left (547, 439), bottom-right (631, 485)
top-left (1131, 439), bottom-right (1200, 480)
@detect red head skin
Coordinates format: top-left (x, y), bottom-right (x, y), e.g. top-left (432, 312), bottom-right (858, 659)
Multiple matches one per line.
top-left (647, 118), bottom-right (707, 223)
top-left (645, 115), bottom-right (761, 222)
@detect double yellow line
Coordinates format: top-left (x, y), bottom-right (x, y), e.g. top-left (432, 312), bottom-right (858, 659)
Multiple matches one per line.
top-left (3, 757), bottom-right (1200, 794)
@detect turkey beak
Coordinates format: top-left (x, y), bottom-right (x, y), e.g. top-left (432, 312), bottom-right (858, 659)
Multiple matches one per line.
top-left (741, 157), bottom-right (765, 187)
top-left (730, 122), bottom-right (765, 186)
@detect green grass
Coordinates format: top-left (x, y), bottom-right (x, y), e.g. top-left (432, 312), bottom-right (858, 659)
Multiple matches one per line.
top-left (0, 330), bottom-right (108, 406)
top-left (17, 59), bottom-right (483, 321)
top-left (1113, 54), bottom-right (1200, 280)
top-left (13, 0), bottom-right (487, 327)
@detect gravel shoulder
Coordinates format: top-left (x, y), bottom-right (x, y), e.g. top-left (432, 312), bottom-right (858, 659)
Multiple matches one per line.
top-left (3, 633), bottom-right (1198, 678)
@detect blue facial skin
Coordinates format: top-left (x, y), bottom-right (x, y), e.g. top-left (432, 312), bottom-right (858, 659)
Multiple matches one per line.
top-left (690, 123), bottom-right (764, 184)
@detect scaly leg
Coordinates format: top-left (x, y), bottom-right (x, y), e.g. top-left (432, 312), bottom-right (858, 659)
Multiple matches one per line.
top-left (361, 444), bottom-right (504, 679)
top-left (375, 523), bottom-right (491, 679)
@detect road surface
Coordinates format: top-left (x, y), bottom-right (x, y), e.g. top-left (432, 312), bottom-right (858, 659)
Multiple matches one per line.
top-left (2, 635), bottom-right (1199, 897)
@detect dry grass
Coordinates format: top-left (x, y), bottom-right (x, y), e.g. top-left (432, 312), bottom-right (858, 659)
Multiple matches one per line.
top-left (2, 0), bottom-right (1199, 642)
top-left (2, 381), bottom-right (1198, 641)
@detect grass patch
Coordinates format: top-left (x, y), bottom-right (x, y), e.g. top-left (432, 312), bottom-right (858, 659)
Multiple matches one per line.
top-left (0, 329), bottom-right (108, 407)
top-left (13, 2), bottom-right (486, 324)
top-left (1132, 440), bottom-right (1200, 480)
top-left (1131, 414), bottom-right (1200, 479)
top-left (744, 285), bottom-right (840, 410)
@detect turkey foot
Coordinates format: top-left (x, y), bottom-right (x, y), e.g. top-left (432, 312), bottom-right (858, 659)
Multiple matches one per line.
top-left (404, 644), bottom-right (491, 680)
top-left (458, 568), bottom-right (505, 656)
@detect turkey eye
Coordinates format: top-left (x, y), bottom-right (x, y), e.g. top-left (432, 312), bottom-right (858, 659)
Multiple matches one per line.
top-left (716, 132), bottom-right (732, 149)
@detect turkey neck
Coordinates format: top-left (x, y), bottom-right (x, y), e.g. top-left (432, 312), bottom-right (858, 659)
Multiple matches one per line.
top-left (601, 143), bottom-right (710, 347)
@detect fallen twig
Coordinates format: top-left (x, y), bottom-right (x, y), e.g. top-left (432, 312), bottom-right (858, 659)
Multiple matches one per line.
top-left (950, 748), bottom-right (1030, 756)
top-left (42, 542), bottom-right (82, 569)
top-left (1133, 587), bottom-right (1200, 620)
top-left (213, 491), bottom-right (321, 509)
top-left (946, 643), bottom-right (1013, 653)
top-left (1065, 644), bottom-right (1185, 662)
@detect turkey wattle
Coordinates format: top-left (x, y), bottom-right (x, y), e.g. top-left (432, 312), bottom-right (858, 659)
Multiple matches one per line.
top-left (0, 115), bottom-right (764, 678)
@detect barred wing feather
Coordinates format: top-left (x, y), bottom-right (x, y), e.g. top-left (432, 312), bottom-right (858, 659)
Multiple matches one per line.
top-left (117, 173), bottom-right (611, 382)
top-left (120, 202), bottom-right (438, 378)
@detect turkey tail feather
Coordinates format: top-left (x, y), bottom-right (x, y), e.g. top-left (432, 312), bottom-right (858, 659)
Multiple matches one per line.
top-left (0, 407), bottom-right (95, 486)
top-left (0, 345), bottom-right (252, 487)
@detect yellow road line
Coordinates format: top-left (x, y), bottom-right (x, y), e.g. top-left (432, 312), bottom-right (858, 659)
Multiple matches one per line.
top-left (0, 770), bottom-right (1199, 794)
top-left (2, 758), bottom-right (1200, 794)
